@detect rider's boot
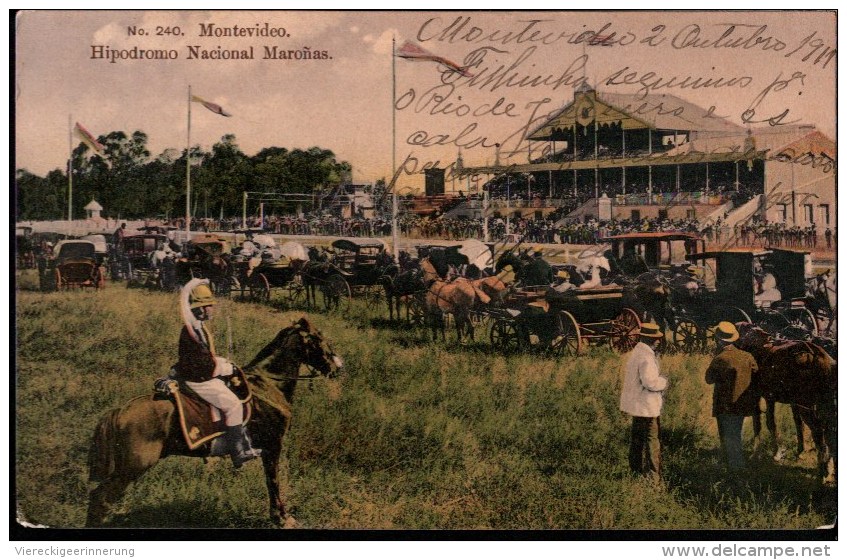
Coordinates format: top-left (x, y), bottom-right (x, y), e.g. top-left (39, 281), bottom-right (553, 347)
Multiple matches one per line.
top-left (225, 425), bottom-right (262, 468)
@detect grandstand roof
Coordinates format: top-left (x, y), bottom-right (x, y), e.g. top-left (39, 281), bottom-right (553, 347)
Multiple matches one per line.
top-left (528, 90), bottom-right (744, 140)
top-left (773, 130), bottom-right (835, 159)
top-left (661, 125), bottom-right (831, 160)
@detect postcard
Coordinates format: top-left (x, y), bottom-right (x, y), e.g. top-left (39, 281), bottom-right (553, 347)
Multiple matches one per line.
top-left (13, 9), bottom-right (837, 542)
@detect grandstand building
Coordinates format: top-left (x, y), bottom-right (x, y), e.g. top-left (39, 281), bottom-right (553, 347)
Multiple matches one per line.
top-left (460, 83), bottom-right (835, 231)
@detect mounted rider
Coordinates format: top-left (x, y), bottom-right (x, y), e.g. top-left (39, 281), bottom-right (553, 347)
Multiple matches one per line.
top-left (174, 278), bottom-right (262, 467)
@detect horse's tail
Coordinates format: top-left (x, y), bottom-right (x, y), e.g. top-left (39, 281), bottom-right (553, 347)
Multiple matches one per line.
top-left (88, 408), bottom-right (121, 482)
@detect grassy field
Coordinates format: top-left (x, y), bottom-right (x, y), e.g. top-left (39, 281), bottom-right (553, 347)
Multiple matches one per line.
top-left (14, 278), bottom-right (837, 530)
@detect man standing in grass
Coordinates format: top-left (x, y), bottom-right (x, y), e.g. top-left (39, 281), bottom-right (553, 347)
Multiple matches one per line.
top-left (705, 322), bottom-right (759, 471)
top-left (619, 323), bottom-right (667, 481)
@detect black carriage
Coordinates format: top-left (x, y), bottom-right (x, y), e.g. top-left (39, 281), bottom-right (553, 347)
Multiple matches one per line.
top-left (487, 284), bottom-right (641, 356)
top-left (671, 248), bottom-right (818, 352)
top-left (307, 238), bottom-right (396, 311)
top-left (116, 234), bottom-right (172, 288)
top-left (601, 232), bottom-right (706, 277)
top-left (176, 234), bottom-right (233, 295)
top-left (42, 240), bottom-right (106, 291)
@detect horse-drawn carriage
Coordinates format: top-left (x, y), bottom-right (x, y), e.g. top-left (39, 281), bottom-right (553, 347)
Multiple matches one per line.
top-left (232, 240), bottom-right (309, 306)
top-left (302, 238), bottom-right (397, 311)
top-left (671, 247), bottom-right (819, 352)
top-left (42, 240), bottom-right (106, 291)
top-left (486, 284), bottom-right (642, 355)
top-left (175, 234), bottom-right (233, 295)
top-left (115, 233), bottom-right (173, 289)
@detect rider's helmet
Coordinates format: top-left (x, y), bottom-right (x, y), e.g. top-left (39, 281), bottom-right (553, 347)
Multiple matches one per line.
top-left (189, 283), bottom-right (216, 309)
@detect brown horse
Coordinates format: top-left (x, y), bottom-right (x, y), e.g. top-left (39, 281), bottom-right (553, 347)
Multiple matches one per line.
top-left (420, 258), bottom-right (481, 342)
top-left (86, 317), bottom-right (343, 527)
top-left (736, 324), bottom-right (837, 483)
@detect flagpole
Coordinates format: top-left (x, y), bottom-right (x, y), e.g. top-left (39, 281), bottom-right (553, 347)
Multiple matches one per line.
top-left (391, 36), bottom-right (399, 261)
top-left (186, 85), bottom-right (192, 236)
top-left (68, 114), bottom-right (73, 222)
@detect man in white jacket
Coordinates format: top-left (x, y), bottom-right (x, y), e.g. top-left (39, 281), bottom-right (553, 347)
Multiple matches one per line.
top-left (620, 323), bottom-right (667, 480)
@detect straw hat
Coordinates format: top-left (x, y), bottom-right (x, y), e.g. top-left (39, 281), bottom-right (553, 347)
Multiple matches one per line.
top-left (714, 321), bottom-right (739, 342)
top-left (531, 245), bottom-right (543, 254)
top-left (638, 323), bottom-right (663, 338)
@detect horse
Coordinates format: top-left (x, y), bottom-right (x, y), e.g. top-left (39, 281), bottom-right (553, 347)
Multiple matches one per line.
top-left (384, 266), bottom-right (426, 322)
top-left (494, 250), bottom-right (532, 283)
top-left (735, 323), bottom-right (837, 483)
top-left (86, 317), bottom-right (343, 527)
top-left (420, 258), bottom-right (480, 342)
top-left (301, 246), bottom-right (336, 308)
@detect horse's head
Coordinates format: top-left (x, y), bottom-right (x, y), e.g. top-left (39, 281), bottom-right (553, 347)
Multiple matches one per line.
top-left (248, 318), bottom-right (343, 380)
top-left (291, 317), bottom-right (344, 378)
top-left (494, 251), bottom-right (522, 273)
top-left (735, 322), bottom-right (770, 354)
top-left (420, 258), bottom-right (441, 285)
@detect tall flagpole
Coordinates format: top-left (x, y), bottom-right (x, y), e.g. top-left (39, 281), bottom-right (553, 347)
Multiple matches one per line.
top-left (68, 114), bottom-right (73, 222)
top-left (186, 85), bottom-right (192, 236)
top-left (391, 36), bottom-right (399, 261)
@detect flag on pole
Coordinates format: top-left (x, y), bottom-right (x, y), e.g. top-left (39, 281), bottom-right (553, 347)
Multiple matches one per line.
top-left (191, 95), bottom-right (232, 117)
top-left (74, 122), bottom-right (104, 154)
top-left (396, 40), bottom-right (474, 78)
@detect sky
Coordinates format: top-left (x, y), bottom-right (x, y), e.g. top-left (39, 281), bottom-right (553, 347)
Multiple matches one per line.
top-left (14, 10), bottom-right (836, 194)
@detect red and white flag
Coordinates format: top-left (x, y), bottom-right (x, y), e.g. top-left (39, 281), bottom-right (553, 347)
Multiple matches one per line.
top-left (74, 122), bottom-right (105, 154)
top-left (396, 41), bottom-right (474, 78)
top-left (191, 94), bottom-right (232, 117)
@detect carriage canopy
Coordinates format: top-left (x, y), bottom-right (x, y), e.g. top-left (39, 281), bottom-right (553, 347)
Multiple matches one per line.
top-left (601, 232), bottom-right (704, 269)
top-left (457, 239), bottom-right (494, 271)
top-left (331, 238), bottom-right (385, 253)
top-left (53, 240), bottom-right (97, 263)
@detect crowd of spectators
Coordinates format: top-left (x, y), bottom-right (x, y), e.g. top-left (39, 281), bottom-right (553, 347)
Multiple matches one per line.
top-left (163, 205), bottom-right (833, 251)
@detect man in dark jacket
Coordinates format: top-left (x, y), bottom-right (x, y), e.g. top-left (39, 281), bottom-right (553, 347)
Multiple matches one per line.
top-left (705, 321), bottom-right (759, 470)
top-left (520, 245), bottom-right (553, 286)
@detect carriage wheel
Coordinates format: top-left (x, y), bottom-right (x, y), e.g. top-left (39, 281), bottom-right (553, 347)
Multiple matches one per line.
top-left (672, 319), bottom-right (702, 354)
top-left (610, 308), bottom-right (641, 353)
top-left (54, 268), bottom-right (63, 291)
top-left (727, 306), bottom-right (753, 325)
top-left (551, 311), bottom-right (582, 357)
top-left (362, 284), bottom-right (384, 306)
top-left (285, 281), bottom-right (309, 309)
top-left (407, 296), bottom-right (426, 327)
top-left (759, 311), bottom-right (791, 337)
top-left (321, 275), bottom-right (351, 312)
top-left (248, 273), bottom-right (271, 302)
top-left (490, 318), bottom-right (521, 354)
top-left (790, 308), bottom-right (819, 338)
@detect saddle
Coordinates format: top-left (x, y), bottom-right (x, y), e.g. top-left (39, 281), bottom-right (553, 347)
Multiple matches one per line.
top-left (154, 369), bottom-right (253, 450)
